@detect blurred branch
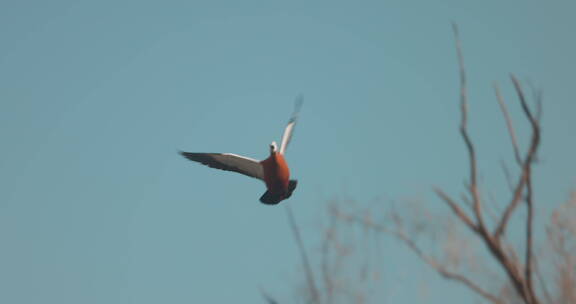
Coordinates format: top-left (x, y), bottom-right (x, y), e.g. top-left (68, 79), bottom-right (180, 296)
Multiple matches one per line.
top-left (533, 258), bottom-right (553, 304)
top-left (495, 76), bottom-right (541, 239)
top-left (396, 230), bottom-right (504, 304)
top-left (260, 289), bottom-right (280, 304)
top-left (446, 27), bottom-right (541, 304)
top-left (320, 214), bottom-right (336, 304)
top-left (500, 160), bottom-right (516, 192)
top-left (486, 191), bottom-right (503, 226)
top-left (494, 83), bottom-right (523, 166)
top-left (285, 205), bottom-right (320, 304)
top-left (434, 188), bottom-right (479, 234)
top-left (524, 159), bottom-right (536, 304)
top-left (335, 210), bottom-right (503, 304)
top-left (452, 23), bottom-right (487, 233)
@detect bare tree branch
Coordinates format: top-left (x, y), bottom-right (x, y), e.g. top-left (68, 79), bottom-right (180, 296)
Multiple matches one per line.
top-left (477, 230), bottom-right (530, 303)
top-left (486, 190), bottom-right (503, 226)
top-left (524, 167), bottom-right (536, 304)
top-left (451, 27), bottom-right (540, 304)
top-left (512, 75), bottom-right (540, 128)
top-left (452, 23), bottom-right (487, 232)
top-left (285, 205), bottom-right (320, 304)
top-left (434, 187), bottom-right (479, 234)
top-left (500, 160), bottom-right (516, 192)
top-left (260, 289), bottom-right (280, 304)
top-left (395, 230), bottom-right (504, 304)
top-left (494, 83), bottom-right (523, 165)
top-left (533, 257), bottom-right (554, 304)
top-left (518, 79), bottom-right (542, 302)
top-left (320, 214), bottom-right (336, 304)
top-left (335, 211), bottom-right (504, 304)
top-left (526, 80), bottom-right (544, 123)
top-left (495, 76), bottom-right (541, 239)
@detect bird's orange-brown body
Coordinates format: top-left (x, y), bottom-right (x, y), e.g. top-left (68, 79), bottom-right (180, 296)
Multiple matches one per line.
top-left (261, 152), bottom-right (290, 195)
top-left (258, 151), bottom-right (297, 204)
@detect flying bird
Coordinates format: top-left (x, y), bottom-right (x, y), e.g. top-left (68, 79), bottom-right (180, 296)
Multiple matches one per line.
top-left (180, 96), bottom-right (303, 205)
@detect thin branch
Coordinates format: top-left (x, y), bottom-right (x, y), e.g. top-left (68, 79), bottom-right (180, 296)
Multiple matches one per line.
top-left (481, 233), bottom-right (530, 303)
top-left (336, 211), bottom-right (503, 304)
top-left (488, 76), bottom-right (541, 304)
top-left (535, 91), bottom-right (543, 124)
top-left (460, 192), bottom-right (473, 209)
top-left (452, 23), bottom-right (486, 232)
top-left (527, 80), bottom-right (544, 122)
top-left (394, 230), bottom-right (504, 304)
top-left (512, 75), bottom-right (539, 128)
top-left (451, 28), bottom-right (538, 303)
top-left (494, 83), bottom-right (523, 165)
top-left (500, 160), bottom-right (516, 192)
top-left (260, 289), bottom-right (280, 304)
top-left (524, 165), bottom-right (537, 303)
top-left (285, 205), bottom-right (320, 303)
top-left (494, 176), bottom-right (528, 238)
top-left (495, 76), bottom-right (541, 238)
top-left (533, 257), bottom-right (554, 304)
top-left (321, 214), bottom-right (336, 304)
top-left (434, 187), bottom-right (479, 234)
top-left (486, 190), bottom-right (503, 226)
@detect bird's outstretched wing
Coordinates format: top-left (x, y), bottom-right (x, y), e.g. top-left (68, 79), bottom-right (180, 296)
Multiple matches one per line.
top-left (180, 152), bottom-right (264, 180)
top-left (280, 95), bottom-right (303, 155)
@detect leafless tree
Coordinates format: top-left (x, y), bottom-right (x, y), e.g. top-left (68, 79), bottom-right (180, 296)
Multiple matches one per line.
top-left (329, 24), bottom-right (574, 304)
top-left (265, 25), bottom-right (575, 304)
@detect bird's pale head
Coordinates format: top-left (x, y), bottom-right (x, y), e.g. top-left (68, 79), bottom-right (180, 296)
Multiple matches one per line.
top-left (270, 141), bottom-right (278, 154)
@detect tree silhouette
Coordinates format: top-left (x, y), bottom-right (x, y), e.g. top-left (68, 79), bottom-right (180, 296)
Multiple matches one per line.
top-left (265, 25), bottom-right (575, 304)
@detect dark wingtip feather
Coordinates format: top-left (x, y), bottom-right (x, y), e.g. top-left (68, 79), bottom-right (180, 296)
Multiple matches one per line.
top-left (179, 151), bottom-right (191, 159)
top-left (180, 151), bottom-right (209, 163)
top-left (288, 95), bottom-right (304, 123)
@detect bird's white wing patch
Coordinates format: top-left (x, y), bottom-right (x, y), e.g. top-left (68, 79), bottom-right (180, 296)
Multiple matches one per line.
top-left (280, 95), bottom-right (303, 155)
top-left (180, 152), bottom-right (264, 180)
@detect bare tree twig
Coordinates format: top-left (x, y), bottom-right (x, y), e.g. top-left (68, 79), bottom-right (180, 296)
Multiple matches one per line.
top-left (494, 83), bottom-right (523, 165)
top-left (527, 80), bottom-right (544, 122)
top-left (320, 214), bottom-right (336, 304)
top-left (486, 190), bottom-right (503, 226)
top-left (495, 76), bottom-right (541, 239)
top-left (524, 173), bottom-right (536, 304)
top-left (335, 211), bottom-right (504, 304)
top-left (451, 26), bottom-right (540, 304)
top-left (500, 160), bottom-right (516, 192)
top-left (395, 230), bottom-right (504, 304)
top-left (285, 205), bottom-right (320, 303)
top-left (512, 75), bottom-right (539, 128)
top-left (260, 289), bottom-right (280, 304)
top-left (452, 23), bottom-right (486, 232)
top-left (521, 130), bottom-right (539, 304)
top-left (460, 192), bottom-right (473, 209)
top-left (533, 257), bottom-right (553, 304)
top-left (434, 188), bottom-right (479, 234)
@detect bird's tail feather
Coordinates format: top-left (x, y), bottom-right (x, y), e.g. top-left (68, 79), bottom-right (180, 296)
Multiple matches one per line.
top-left (259, 180), bottom-right (298, 205)
top-left (285, 180), bottom-right (298, 199)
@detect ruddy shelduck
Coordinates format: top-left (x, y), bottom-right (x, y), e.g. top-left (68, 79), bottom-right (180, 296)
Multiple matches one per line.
top-left (180, 97), bottom-right (302, 205)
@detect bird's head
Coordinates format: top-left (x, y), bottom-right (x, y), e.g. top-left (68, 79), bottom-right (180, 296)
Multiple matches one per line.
top-left (269, 141), bottom-right (278, 154)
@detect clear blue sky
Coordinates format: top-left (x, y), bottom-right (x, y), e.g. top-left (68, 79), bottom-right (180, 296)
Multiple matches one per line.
top-left (1, 1), bottom-right (574, 303)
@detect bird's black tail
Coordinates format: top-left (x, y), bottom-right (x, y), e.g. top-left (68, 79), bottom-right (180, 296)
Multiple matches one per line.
top-left (259, 180), bottom-right (298, 205)
top-left (285, 179), bottom-right (298, 199)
